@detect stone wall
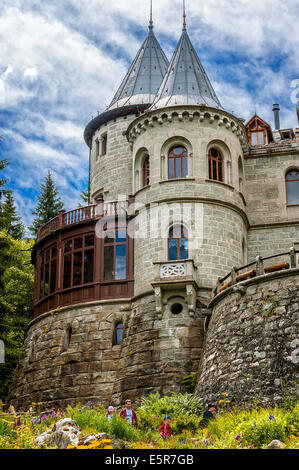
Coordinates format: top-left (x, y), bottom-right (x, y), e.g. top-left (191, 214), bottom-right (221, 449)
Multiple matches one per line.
top-left (7, 294), bottom-right (205, 410)
top-left (195, 271), bottom-right (299, 406)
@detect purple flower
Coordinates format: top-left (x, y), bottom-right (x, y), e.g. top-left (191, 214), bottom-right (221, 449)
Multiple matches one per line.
top-left (235, 434), bottom-right (241, 440)
top-left (269, 415), bottom-right (276, 421)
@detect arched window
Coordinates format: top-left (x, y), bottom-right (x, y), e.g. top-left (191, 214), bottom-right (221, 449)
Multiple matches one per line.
top-left (168, 225), bottom-right (188, 261)
top-left (142, 155), bottom-right (150, 187)
top-left (168, 146), bottom-right (188, 179)
top-left (286, 170), bottom-right (299, 205)
top-left (209, 148), bottom-right (223, 182)
top-left (114, 322), bottom-right (123, 345)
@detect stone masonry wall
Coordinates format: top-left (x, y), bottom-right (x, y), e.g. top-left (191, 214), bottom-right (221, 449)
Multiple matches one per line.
top-left (195, 272), bottom-right (299, 406)
top-left (7, 294), bottom-right (205, 410)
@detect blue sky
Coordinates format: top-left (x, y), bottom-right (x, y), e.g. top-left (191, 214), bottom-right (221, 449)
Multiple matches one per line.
top-left (0, 0), bottom-right (299, 232)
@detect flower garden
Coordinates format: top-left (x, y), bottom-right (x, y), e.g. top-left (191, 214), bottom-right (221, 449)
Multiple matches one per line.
top-left (0, 393), bottom-right (298, 450)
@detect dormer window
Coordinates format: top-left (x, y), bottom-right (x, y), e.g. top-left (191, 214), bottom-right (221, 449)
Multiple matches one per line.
top-left (246, 115), bottom-right (272, 146)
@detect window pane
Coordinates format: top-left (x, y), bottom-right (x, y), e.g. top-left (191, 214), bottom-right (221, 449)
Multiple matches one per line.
top-left (50, 259), bottom-right (57, 294)
top-left (45, 249), bottom-right (50, 262)
top-left (74, 238), bottom-right (83, 250)
top-left (85, 235), bottom-right (94, 247)
top-left (212, 159), bottom-right (217, 180)
top-left (63, 254), bottom-right (72, 289)
top-left (180, 238), bottom-right (188, 260)
top-left (115, 323), bottom-right (123, 345)
top-left (116, 230), bottom-right (126, 242)
top-left (183, 157), bottom-right (188, 178)
top-left (104, 246), bottom-right (114, 281)
top-left (258, 131), bottom-right (264, 144)
top-left (218, 160), bottom-right (223, 182)
top-left (115, 245), bottom-right (127, 280)
top-left (104, 231), bottom-right (115, 244)
top-left (251, 132), bottom-right (258, 145)
top-left (84, 249), bottom-right (94, 284)
top-left (169, 239), bottom-right (178, 261)
top-left (287, 181), bottom-right (299, 204)
top-left (73, 252), bottom-right (82, 286)
top-left (51, 246), bottom-right (57, 258)
top-left (40, 266), bottom-right (44, 299)
top-left (169, 158), bottom-right (174, 179)
top-left (44, 263), bottom-right (49, 296)
top-left (64, 240), bottom-right (72, 252)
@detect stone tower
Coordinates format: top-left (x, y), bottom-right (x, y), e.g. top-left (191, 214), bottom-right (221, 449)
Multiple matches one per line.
top-left (7, 10), bottom-right (299, 410)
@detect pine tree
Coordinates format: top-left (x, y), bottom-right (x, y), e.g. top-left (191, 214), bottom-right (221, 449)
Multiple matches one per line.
top-left (29, 170), bottom-right (64, 237)
top-left (0, 190), bottom-right (25, 239)
top-left (0, 136), bottom-right (8, 202)
top-left (79, 179), bottom-right (90, 207)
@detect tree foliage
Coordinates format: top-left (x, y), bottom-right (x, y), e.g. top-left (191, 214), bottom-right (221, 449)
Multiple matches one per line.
top-left (29, 170), bottom-right (64, 237)
top-left (0, 230), bottom-right (34, 399)
top-left (0, 191), bottom-right (25, 239)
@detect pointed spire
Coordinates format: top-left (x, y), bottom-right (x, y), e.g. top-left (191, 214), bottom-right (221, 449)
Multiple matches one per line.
top-left (183, 0), bottom-right (187, 31)
top-left (150, 28), bottom-right (223, 111)
top-left (149, 0), bottom-right (153, 30)
top-left (108, 15), bottom-right (169, 111)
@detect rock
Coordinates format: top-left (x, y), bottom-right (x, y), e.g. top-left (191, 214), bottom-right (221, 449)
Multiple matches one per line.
top-left (35, 418), bottom-right (80, 449)
top-left (267, 440), bottom-right (284, 449)
top-left (82, 432), bottom-right (130, 449)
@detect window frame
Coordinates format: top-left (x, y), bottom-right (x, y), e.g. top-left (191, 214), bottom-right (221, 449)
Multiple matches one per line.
top-left (168, 146), bottom-right (188, 180)
top-left (114, 322), bottom-right (124, 346)
top-left (39, 244), bottom-right (57, 300)
top-left (103, 227), bottom-right (128, 281)
top-left (286, 169), bottom-right (299, 205)
top-left (168, 225), bottom-right (189, 261)
top-left (142, 155), bottom-right (150, 187)
top-left (62, 234), bottom-right (95, 290)
top-left (208, 148), bottom-right (224, 182)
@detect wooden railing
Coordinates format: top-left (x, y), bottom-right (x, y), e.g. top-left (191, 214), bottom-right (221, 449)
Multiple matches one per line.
top-left (37, 199), bottom-right (133, 242)
top-left (214, 246), bottom-right (299, 296)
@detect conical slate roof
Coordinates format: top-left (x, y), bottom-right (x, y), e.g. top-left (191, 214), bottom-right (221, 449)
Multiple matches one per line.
top-left (108, 24), bottom-right (169, 111)
top-left (150, 29), bottom-right (222, 111)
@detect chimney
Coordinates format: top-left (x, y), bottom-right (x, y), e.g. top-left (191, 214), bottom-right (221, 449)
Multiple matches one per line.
top-left (273, 104), bottom-right (281, 130)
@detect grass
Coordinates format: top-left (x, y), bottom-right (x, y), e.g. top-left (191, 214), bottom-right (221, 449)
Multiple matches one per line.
top-left (0, 393), bottom-right (298, 449)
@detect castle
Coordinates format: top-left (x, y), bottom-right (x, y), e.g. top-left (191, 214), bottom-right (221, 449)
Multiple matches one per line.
top-left (7, 9), bottom-right (299, 410)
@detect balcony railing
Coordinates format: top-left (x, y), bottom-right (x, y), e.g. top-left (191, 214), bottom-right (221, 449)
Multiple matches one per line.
top-left (214, 246), bottom-right (299, 296)
top-left (37, 199), bottom-right (133, 242)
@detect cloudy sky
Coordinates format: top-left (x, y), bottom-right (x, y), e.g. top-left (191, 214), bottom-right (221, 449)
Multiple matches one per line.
top-left (0, 0), bottom-right (299, 233)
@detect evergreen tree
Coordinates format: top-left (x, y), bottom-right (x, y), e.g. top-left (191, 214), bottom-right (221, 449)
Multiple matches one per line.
top-left (0, 136), bottom-right (8, 202)
top-left (79, 179), bottom-right (90, 206)
top-left (29, 170), bottom-right (64, 237)
top-left (0, 190), bottom-right (25, 239)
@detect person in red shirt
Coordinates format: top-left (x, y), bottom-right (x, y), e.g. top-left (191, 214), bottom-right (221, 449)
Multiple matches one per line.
top-left (159, 416), bottom-right (173, 440)
top-left (119, 400), bottom-right (138, 428)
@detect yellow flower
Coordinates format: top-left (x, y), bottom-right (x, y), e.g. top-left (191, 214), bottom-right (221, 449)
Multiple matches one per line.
top-left (104, 446), bottom-right (113, 449)
top-left (76, 445), bottom-right (88, 449)
top-left (222, 393), bottom-right (228, 397)
top-left (226, 400), bottom-right (231, 404)
top-left (219, 400), bottom-right (224, 404)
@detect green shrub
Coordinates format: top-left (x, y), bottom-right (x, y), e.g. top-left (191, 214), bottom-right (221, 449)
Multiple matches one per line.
top-left (0, 419), bottom-right (16, 438)
top-left (182, 372), bottom-right (199, 393)
top-left (241, 416), bottom-right (288, 448)
top-left (139, 392), bottom-right (202, 417)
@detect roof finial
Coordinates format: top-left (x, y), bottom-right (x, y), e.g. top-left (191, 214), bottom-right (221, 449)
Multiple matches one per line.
top-left (149, 0), bottom-right (154, 30)
top-left (183, 0), bottom-right (187, 31)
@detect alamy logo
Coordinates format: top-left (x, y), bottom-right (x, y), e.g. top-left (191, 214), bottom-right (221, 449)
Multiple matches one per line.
top-left (0, 340), bottom-right (4, 364)
top-left (290, 79), bottom-right (299, 104)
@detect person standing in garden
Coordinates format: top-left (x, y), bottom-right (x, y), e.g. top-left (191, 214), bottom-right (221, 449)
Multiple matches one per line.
top-left (159, 415), bottom-right (173, 440)
top-left (119, 400), bottom-right (138, 428)
top-left (106, 406), bottom-right (116, 420)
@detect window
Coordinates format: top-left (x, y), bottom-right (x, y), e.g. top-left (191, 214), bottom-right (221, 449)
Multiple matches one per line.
top-left (39, 245), bottom-right (57, 299)
top-left (142, 155), bottom-right (150, 187)
top-left (168, 146), bottom-right (188, 179)
top-left (286, 170), bottom-right (299, 205)
top-left (104, 228), bottom-right (127, 281)
top-left (209, 148), bottom-right (223, 182)
top-left (101, 134), bottom-right (107, 156)
top-left (238, 157), bottom-right (244, 193)
top-left (114, 322), bottom-right (123, 345)
top-left (247, 117), bottom-right (268, 145)
top-left (63, 326), bottom-right (72, 352)
top-left (168, 225), bottom-right (188, 261)
top-left (95, 139), bottom-right (100, 159)
top-left (63, 235), bottom-right (95, 289)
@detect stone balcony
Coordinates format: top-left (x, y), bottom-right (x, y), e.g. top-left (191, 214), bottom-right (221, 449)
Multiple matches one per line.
top-left (151, 259), bottom-right (198, 319)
